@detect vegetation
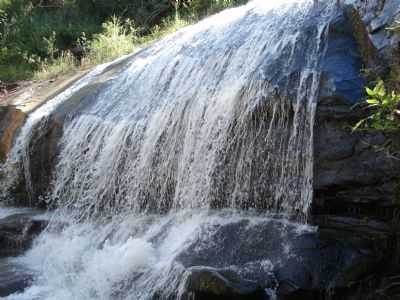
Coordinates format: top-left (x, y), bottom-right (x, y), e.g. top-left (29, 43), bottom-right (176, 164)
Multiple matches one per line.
top-left (0, 0), bottom-right (247, 84)
top-left (388, 19), bottom-right (400, 32)
top-left (353, 80), bottom-right (400, 131)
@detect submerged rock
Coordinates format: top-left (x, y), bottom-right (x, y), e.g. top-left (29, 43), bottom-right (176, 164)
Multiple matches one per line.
top-left (0, 258), bottom-right (33, 297)
top-left (0, 213), bottom-right (48, 257)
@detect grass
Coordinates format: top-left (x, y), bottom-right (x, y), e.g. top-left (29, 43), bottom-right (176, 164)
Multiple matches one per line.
top-left (137, 17), bottom-right (192, 46)
top-left (85, 16), bottom-right (136, 65)
top-left (34, 51), bottom-right (78, 81)
top-left (1, 0), bottom-right (247, 84)
top-left (30, 16), bottom-right (192, 82)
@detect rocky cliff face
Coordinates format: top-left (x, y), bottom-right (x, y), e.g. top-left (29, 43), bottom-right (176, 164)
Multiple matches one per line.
top-left (312, 2), bottom-right (400, 297)
top-left (313, 1), bottom-right (400, 218)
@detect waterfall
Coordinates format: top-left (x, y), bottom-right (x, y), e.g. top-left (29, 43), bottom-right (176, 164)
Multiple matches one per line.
top-left (5, 0), bottom-right (331, 218)
top-left (1, 0), bottom-right (339, 299)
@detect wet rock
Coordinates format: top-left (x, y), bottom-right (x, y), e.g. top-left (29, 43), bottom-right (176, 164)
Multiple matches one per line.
top-left (0, 106), bottom-right (26, 163)
top-left (174, 217), bottom-right (382, 300)
top-left (319, 5), bottom-right (370, 103)
top-left (181, 267), bottom-right (267, 300)
top-left (25, 115), bottom-right (64, 201)
top-left (0, 258), bottom-right (33, 297)
top-left (0, 213), bottom-right (48, 257)
top-left (10, 56), bottom-right (133, 202)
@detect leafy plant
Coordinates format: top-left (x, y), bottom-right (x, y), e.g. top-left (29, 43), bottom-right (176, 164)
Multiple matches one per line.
top-left (353, 80), bottom-right (400, 131)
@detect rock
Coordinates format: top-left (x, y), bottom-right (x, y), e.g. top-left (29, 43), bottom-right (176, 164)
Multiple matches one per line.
top-left (0, 258), bottom-right (33, 297)
top-left (181, 267), bottom-right (267, 300)
top-left (0, 106), bottom-right (26, 163)
top-left (173, 217), bottom-right (383, 300)
top-left (319, 5), bottom-right (369, 103)
top-left (6, 56), bottom-right (133, 202)
top-left (0, 213), bottom-right (48, 257)
top-left (24, 115), bottom-right (64, 201)
top-left (313, 98), bottom-right (400, 217)
top-left (369, 0), bottom-right (400, 33)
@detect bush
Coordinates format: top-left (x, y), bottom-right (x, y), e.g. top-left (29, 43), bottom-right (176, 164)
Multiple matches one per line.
top-left (86, 16), bottom-right (136, 65)
top-left (354, 80), bottom-right (400, 131)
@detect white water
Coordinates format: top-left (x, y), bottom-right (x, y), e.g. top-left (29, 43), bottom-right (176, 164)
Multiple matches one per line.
top-left (4, 209), bottom-right (316, 300)
top-left (0, 0), bottom-right (338, 299)
top-left (2, 0), bottom-right (334, 218)
top-left (0, 207), bottom-right (35, 220)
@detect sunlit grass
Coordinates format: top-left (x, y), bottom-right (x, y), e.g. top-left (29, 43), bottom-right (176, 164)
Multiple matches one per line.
top-left (137, 17), bottom-right (192, 47)
top-left (34, 51), bottom-right (78, 81)
top-left (33, 16), bottom-right (192, 81)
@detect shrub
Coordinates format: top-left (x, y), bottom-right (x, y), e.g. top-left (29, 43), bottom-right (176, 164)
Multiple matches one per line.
top-left (86, 16), bottom-right (136, 65)
top-left (354, 80), bottom-right (400, 131)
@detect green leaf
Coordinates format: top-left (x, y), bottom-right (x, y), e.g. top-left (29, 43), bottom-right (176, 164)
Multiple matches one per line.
top-left (352, 118), bottom-right (367, 131)
top-left (366, 87), bottom-right (374, 96)
top-left (366, 99), bottom-right (379, 105)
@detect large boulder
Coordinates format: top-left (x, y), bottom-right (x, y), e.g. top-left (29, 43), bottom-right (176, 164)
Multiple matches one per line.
top-left (313, 2), bottom-right (400, 217)
top-left (172, 215), bottom-right (388, 300)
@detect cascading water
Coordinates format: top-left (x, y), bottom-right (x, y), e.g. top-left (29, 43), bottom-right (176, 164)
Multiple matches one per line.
top-left (0, 0), bottom-right (340, 299)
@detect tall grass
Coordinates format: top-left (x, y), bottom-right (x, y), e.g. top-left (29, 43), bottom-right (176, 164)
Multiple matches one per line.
top-left (137, 17), bottom-right (191, 46)
top-left (33, 16), bottom-right (191, 81)
top-left (34, 51), bottom-right (78, 81)
top-left (2, 0), bottom-right (247, 83)
top-left (85, 17), bottom-right (136, 65)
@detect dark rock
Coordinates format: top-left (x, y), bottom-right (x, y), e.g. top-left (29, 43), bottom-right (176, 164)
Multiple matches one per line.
top-left (313, 98), bottom-right (400, 217)
top-left (181, 267), bottom-right (267, 300)
top-left (0, 258), bottom-right (33, 297)
top-left (173, 217), bottom-right (382, 300)
top-left (0, 213), bottom-right (48, 257)
top-left (24, 114), bottom-right (64, 202)
top-left (319, 5), bottom-right (369, 104)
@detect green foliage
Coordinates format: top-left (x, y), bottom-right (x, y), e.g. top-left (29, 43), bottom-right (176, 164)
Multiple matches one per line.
top-left (137, 17), bottom-right (191, 46)
top-left (86, 17), bottom-right (136, 65)
top-left (34, 51), bottom-right (77, 81)
top-left (186, 0), bottom-right (247, 17)
top-left (0, 0), bottom-right (248, 83)
top-left (354, 80), bottom-right (400, 131)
